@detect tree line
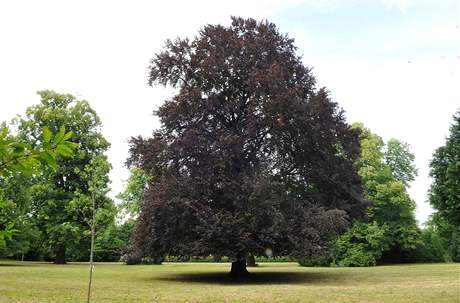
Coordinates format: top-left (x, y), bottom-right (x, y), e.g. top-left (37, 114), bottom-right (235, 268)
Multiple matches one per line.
top-left (1, 18), bottom-right (458, 272)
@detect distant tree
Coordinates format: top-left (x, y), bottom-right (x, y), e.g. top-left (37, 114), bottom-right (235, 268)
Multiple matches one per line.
top-left (93, 220), bottom-right (135, 261)
top-left (334, 222), bottom-right (389, 267)
top-left (333, 124), bottom-right (420, 266)
top-left (127, 17), bottom-right (367, 276)
top-left (429, 111), bottom-right (460, 227)
top-left (0, 173), bottom-right (39, 259)
top-left (429, 110), bottom-right (460, 262)
top-left (104, 167), bottom-right (151, 261)
top-left (17, 90), bottom-right (115, 264)
top-left (430, 214), bottom-right (460, 262)
top-left (384, 139), bottom-right (417, 187)
top-left (418, 215), bottom-right (459, 262)
top-left (419, 224), bottom-right (446, 262)
top-left (117, 167), bottom-right (151, 218)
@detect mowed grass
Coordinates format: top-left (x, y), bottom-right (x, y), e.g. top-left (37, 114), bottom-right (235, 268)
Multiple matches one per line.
top-left (0, 261), bottom-right (459, 303)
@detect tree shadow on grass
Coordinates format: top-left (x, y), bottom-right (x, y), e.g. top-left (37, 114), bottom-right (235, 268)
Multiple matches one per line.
top-left (0, 262), bottom-right (40, 267)
top-left (156, 271), bottom-right (345, 285)
top-left (0, 261), bottom-right (61, 267)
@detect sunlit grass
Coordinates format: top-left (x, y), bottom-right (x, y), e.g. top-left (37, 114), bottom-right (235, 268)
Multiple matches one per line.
top-left (0, 261), bottom-right (458, 302)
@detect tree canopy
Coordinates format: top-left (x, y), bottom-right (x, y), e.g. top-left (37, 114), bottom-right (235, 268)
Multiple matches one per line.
top-left (384, 138), bottom-right (417, 187)
top-left (429, 111), bottom-right (460, 227)
top-left (127, 17), bottom-right (367, 275)
top-left (15, 90), bottom-right (115, 264)
top-left (428, 110), bottom-right (460, 262)
top-left (117, 167), bottom-right (151, 218)
top-left (333, 124), bottom-right (420, 266)
top-left (0, 123), bottom-right (76, 249)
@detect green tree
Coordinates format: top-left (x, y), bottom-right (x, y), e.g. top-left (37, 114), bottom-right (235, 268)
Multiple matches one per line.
top-left (384, 139), bottom-right (417, 187)
top-left (334, 222), bottom-right (389, 267)
top-left (17, 90), bottom-right (114, 264)
top-left (93, 220), bottom-right (135, 261)
top-left (439, 222), bottom-right (460, 262)
top-left (428, 111), bottom-right (460, 262)
top-left (418, 217), bottom-right (452, 262)
top-left (0, 123), bottom-right (75, 249)
top-left (429, 111), bottom-right (460, 227)
top-left (96, 167), bottom-right (151, 262)
top-left (332, 124), bottom-right (420, 266)
top-left (0, 173), bottom-right (38, 259)
top-left (84, 155), bottom-right (112, 303)
top-left (116, 167), bottom-right (150, 217)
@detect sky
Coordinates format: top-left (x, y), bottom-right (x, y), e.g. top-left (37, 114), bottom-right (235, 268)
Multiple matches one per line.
top-left (0, 0), bottom-right (458, 225)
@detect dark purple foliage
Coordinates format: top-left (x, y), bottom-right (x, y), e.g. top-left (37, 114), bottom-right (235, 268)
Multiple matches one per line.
top-left (127, 17), bottom-right (366, 268)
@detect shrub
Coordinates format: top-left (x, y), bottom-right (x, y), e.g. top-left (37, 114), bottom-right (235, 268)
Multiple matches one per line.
top-left (335, 244), bottom-right (377, 267)
top-left (417, 227), bottom-right (446, 262)
top-left (333, 221), bottom-right (389, 267)
top-left (298, 255), bottom-right (332, 267)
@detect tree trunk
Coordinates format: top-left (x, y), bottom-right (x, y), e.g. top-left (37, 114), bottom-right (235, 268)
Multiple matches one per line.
top-left (87, 191), bottom-right (96, 303)
top-left (230, 258), bottom-right (249, 277)
top-left (54, 245), bottom-right (67, 264)
top-left (246, 254), bottom-right (257, 267)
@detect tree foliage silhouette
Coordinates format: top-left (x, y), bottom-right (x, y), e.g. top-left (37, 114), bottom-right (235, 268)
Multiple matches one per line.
top-left (127, 17), bottom-right (367, 275)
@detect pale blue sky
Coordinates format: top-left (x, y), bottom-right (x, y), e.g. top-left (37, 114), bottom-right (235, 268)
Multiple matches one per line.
top-left (274, 0), bottom-right (458, 61)
top-left (0, 0), bottom-right (458, 224)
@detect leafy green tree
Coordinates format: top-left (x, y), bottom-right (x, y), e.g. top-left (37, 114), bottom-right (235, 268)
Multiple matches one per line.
top-left (93, 220), bottom-right (135, 261)
top-left (16, 90), bottom-right (114, 264)
top-left (84, 155), bottom-right (113, 303)
top-left (384, 139), bottom-right (418, 187)
top-left (331, 124), bottom-right (420, 266)
top-left (0, 123), bottom-right (75, 249)
top-left (0, 199), bottom-right (16, 248)
top-left (419, 214), bottom-right (454, 262)
top-left (117, 167), bottom-right (151, 217)
top-left (0, 173), bottom-right (38, 258)
top-left (421, 215), bottom-right (460, 262)
top-left (428, 111), bottom-right (460, 262)
top-left (95, 167), bottom-right (151, 262)
top-left (334, 222), bottom-right (389, 267)
top-left (429, 111), bottom-right (460, 227)
top-left (417, 214), bottom-right (459, 263)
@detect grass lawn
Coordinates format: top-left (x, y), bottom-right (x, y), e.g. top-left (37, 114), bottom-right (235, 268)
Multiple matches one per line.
top-left (0, 261), bottom-right (459, 303)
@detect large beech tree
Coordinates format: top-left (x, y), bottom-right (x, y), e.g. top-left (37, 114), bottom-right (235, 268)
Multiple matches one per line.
top-left (128, 17), bottom-right (367, 276)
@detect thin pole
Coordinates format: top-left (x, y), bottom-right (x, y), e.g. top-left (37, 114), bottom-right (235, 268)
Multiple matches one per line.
top-left (87, 191), bottom-right (96, 303)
